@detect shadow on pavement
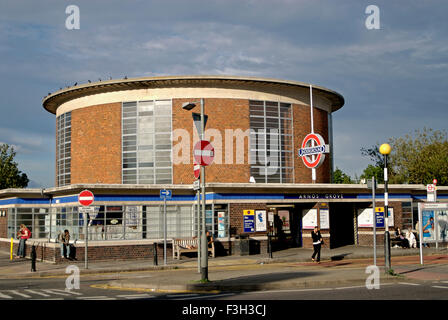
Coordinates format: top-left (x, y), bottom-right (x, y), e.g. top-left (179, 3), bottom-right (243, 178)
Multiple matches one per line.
top-left (330, 253), bottom-right (352, 261)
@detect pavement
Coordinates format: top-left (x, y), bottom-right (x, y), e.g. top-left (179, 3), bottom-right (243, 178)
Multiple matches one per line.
top-left (1, 245), bottom-right (447, 293)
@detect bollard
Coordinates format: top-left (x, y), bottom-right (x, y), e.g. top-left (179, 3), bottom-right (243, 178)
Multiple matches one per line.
top-left (10, 237), bottom-right (13, 260)
top-left (153, 243), bottom-right (158, 266)
top-left (31, 245), bottom-right (37, 272)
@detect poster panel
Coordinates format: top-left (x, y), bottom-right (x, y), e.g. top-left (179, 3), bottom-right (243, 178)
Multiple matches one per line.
top-left (243, 210), bottom-right (255, 233)
top-left (125, 206), bottom-right (139, 227)
top-left (302, 209), bottom-right (317, 229)
top-left (437, 210), bottom-right (448, 242)
top-left (278, 210), bottom-right (290, 231)
top-left (255, 210), bottom-right (267, 232)
top-left (357, 208), bottom-right (373, 228)
top-left (218, 211), bottom-right (226, 238)
top-left (320, 208), bottom-right (330, 229)
top-left (422, 210), bottom-right (435, 241)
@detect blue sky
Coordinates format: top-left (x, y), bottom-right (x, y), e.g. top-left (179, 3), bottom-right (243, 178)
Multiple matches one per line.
top-left (0, 0), bottom-right (447, 187)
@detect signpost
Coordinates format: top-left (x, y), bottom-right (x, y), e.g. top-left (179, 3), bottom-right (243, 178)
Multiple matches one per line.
top-left (160, 189), bottom-right (172, 266)
top-left (78, 190), bottom-right (94, 269)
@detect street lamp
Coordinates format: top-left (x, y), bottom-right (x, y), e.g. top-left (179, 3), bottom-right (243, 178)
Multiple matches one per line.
top-left (182, 99), bottom-right (208, 281)
top-left (379, 143), bottom-right (391, 273)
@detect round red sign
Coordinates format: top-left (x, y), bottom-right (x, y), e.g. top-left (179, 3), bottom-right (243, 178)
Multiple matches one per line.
top-left (298, 133), bottom-right (329, 169)
top-left (433, 179), bottom-right (438, 185)
top-left (193, 140), bottom-right (215, 166)
top-left (78, 190), bottom-right (94, 206)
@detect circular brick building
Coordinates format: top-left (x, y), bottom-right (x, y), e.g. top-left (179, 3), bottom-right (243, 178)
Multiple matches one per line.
top-left (42, 75), bottom-right (344, 187)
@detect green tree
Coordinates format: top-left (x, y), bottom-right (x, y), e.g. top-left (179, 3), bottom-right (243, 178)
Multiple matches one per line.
top-left (360, 164), bottom-right (384, 184)
top-left (0, 144), bottom-right (29, 189)
top-left (389, 128), bottom-right (448, 185)
top-left (333, 167), bottom-right (354, 184)
top-left (360, 128), bottom-right (448, 185)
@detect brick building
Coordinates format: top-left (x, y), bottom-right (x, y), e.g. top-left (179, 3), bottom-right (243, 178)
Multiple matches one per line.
top-left (0, 75), bottom-right (446, 262)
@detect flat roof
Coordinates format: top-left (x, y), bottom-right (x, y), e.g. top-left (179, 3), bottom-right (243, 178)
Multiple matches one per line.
top-left (42, 75), bottom-right (345, 114)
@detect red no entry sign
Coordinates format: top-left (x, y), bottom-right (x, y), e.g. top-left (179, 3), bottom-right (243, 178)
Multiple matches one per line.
top-left (78, 190), bottom-right (94, 206)
top-left (193, 140), bottom-right (214, 166)
top-left (193, 162), bottom-right (201, 179)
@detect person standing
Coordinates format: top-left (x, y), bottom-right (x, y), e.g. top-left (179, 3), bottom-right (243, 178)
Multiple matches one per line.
top-left (59, 230), bottom-right (71, 259)
top-left (16, 224), bottom-right (31, 258)
top-left (311, 226), bottom-right (323, 264)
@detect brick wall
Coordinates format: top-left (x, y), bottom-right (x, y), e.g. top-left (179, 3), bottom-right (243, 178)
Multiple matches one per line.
top-left (172, 98), bottom-right (251, 184)
top-left (293, 104), bottom-right (330, 183)
top-left (357, 202), bottom-right (403, 246)
top-left (70, 102), bottom-right (122, 184)
top-left (0, 211), bottom-right (7, 238)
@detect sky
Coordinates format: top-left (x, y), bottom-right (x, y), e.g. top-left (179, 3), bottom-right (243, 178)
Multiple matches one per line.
top-left (0, 0), bottom-right (447, 188)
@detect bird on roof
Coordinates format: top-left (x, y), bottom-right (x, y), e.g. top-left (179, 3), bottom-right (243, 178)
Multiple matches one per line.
top-left (98, 78), bottom-right (102, 81)
top-left (88, 80), bottom-right (91, 83)
top-left (124, 76), bottom-right (128, 79)
top-left (74, 82), bottom-right (77, 86)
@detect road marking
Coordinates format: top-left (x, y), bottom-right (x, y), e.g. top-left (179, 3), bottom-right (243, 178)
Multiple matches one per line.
top-left (8, 290), bottom-right (31, 298)
top-left (335, 285), bottom-right (366, 290)
top-left (116, 294), bottom-right (154, 299)
top-left (24, 289), bottom-right (51, 297)
top-left (398, 282), bottom-right (421, 286)
top-left (432, 286), bottom-right (448, 289)
top-left (42, 289), bottom-right (71, 296)
top-left (55, 289), bottom-right (83, 296)
top-left (77, 296), bottom-right (117, 300)
top-left (0, 292), bottom-right (13, 299)
top-left (174, 293), bottom-right (235, 300)
top-left (166, 293), bottom-right (199, 298)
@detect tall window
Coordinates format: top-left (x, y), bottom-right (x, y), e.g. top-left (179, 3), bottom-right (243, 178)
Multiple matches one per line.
top-left (249, 100), bottom-right (293, 183)
top-left (122, 100), bottom-right (173, 184)
top-left (56, 112), bottom-right (71, 186)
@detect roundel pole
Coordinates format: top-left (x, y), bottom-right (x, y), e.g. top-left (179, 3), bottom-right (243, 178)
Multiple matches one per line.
top-left (310, 85), bottom-right (316, 183)
top-left (380, 143), bottom-right (392, 273)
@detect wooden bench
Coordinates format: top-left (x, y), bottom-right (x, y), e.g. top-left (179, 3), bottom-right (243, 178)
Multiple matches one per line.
top-left (173, 238), bottom-right (215, 260)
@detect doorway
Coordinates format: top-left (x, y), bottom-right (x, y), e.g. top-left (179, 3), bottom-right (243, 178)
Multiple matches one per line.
top-left (329, 203), bottom-right (355, 249)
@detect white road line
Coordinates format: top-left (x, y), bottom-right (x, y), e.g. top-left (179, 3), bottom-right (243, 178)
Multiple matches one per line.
top-left (53, 289), bottom-right (83, 296)
top-left (398, 282), bottom-right (421, 286)
top-left (8, 290), bottom-right (31, 298)
top-left (24, 290), bottom-right (51, 297)
top-left (116, 294), bottom-right (154, 299)
top-left (177, 293), bottom-right (235, 300)
top-left (77, 296), bottom-right (117, 300)
top-left (41, 289), bottom-right (71, 296)
top-left (0, 292), bottom-right (13, 299)
top-left (335, 285), bottom-right (366, 290)
top-left (166, 293), bottom-right (199, 298)
top-left (432, 286), bottom-right (448, 289)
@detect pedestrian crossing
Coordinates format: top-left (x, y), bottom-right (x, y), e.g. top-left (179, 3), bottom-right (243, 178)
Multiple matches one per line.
top-left (0, 289), bottom-right (153, 300)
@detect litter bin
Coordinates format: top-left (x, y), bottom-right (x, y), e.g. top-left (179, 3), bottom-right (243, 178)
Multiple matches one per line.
top-left (236, 234), bottom-right (250, 256)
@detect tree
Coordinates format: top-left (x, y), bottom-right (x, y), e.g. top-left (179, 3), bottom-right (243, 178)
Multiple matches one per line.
top-left (360, 128), bottom-right (448, 185)
top-left (0, 144), bottom-right (29, 189)
top-left (333, 167), bottom-right (354, 184)
top-left (389, 128), bottom-right (448, 185)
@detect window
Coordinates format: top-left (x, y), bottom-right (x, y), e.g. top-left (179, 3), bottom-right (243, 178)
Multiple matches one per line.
top-left (122, 100), bottom-right (172, 184)
top-left (249, 101), bottom-right (293, 183)
top-left (56, 112), bottom-right (71, 186)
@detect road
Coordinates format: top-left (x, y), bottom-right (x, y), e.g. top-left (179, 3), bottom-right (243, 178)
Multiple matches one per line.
top-left (0, 275), bottom-right (447, 300)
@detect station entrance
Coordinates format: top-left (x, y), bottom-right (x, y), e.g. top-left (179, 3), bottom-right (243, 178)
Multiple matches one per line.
top-left (329, 203), bottom-right (355, 249)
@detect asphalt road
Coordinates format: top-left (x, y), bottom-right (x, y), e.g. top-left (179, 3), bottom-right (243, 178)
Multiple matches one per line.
top-left (0, 275), bottom-right (447, 301)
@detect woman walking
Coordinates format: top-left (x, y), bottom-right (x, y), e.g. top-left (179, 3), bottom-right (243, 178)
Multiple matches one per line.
top-left (311, 226), bottom-right (323, 264)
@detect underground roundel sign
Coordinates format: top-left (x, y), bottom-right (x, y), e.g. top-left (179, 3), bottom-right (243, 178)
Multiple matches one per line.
top-left (298, 133), bottom-right (330, 169)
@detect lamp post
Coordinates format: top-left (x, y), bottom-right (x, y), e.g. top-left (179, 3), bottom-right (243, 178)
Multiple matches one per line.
top-left (379, 143), bottom-right (391, 273)
top-left (182, 99), bottom-right (208, 281)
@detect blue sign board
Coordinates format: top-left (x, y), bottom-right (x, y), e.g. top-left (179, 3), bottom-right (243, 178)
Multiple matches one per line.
top-left (243, 210), bottom-right (255, 233)
top-left (160, 189), bottom-right (172, 199)
top-left (375, 210), bottom-right (385, 228)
